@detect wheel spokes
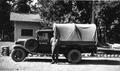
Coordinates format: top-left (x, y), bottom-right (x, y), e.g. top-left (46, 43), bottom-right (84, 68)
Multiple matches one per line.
top-left (14, 50), bottom-right (23, 60)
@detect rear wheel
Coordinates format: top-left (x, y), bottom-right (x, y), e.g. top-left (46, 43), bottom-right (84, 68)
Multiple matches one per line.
top-left (67, 49), bottom-right (82, 64)
top-left (11, 48), bottom-right (27, 62)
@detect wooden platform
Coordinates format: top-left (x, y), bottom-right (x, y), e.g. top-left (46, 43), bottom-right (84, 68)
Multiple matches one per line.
top-left (97, 47), bottom-right (120, 54)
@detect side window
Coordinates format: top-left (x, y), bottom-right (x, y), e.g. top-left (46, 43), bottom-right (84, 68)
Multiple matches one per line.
top-left (38, 33), bottom-right (49, 44)
top-left (21, 29), bottom-right (33, 36)
top-left (38, 33), bottom-right (48, 40)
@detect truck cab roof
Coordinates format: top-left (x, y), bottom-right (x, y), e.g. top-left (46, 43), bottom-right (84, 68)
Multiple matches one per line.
top-left (36, 29), bottom-right (53, 34)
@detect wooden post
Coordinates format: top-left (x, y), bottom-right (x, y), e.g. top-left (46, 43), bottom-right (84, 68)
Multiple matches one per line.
top-left (91, 0), bottom-right (95, 24)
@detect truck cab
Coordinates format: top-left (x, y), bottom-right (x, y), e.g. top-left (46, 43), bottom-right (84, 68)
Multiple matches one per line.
top-left (11, 28), bottom-right (53, 62)
top-left (35, 29), bottom-right (53, 53)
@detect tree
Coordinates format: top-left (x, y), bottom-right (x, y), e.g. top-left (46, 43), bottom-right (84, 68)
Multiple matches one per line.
top-left (1, 0), bottom-right (120, 43)
top-left (95, 1), bottom-right (120, 43)
top-left (37, 0), bottom-right (93, 26)
top-left (12, 0), bottom-right (31, 13)
top-left (37, 0), bottom-right (120, 44)
top-left (0, 0), bottom-right (13, 40)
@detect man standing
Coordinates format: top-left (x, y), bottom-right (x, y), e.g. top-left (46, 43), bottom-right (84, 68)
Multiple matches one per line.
top-left (51, 37), bottom-right (59, 64)
top-left (51, 27), bottom-right (60, 64)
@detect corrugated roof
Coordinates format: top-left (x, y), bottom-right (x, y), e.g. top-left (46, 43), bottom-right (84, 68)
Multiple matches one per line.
top-left (10, 12), bottom-right (42, 22)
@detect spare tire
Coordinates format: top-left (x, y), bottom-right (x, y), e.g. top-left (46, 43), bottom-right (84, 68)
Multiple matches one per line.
top-left (25, 39), bottom-right (38, 51)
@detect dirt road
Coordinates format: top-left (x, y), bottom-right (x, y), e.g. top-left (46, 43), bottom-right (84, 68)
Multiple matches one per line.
top-left (0, 56), bottom-right (120, 71)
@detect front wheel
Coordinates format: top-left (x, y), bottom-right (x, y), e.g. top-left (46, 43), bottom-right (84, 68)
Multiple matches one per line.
top-left (67, 49), bottom-right (82, 64)
top-left (11, 48), bottom-right (27, 62)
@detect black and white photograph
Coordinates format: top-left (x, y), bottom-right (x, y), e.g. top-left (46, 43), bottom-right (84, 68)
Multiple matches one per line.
top-left (0, 0), bottom-right (120, 71)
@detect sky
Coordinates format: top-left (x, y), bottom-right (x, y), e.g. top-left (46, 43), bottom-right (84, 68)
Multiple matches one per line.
top-left (32, 0), bottom-right (37, 5)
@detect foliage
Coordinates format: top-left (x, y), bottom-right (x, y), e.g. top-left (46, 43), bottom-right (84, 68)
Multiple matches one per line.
top-left (95, 1), bottom-right (120, 43)
top-left (37, 0), bottom-right (92, 25)
top-left (11, 0), bottom-right (31, 13)
top-left (0, 0), bottom-right (14, 41)
top-left (37, 0), bottom-right (120, 43)
top-left (1, 0), bottom-right (120, 43)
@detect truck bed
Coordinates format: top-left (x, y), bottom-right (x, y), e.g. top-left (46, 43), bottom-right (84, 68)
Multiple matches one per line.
top-left (59, 41), bottom-right (96, 46)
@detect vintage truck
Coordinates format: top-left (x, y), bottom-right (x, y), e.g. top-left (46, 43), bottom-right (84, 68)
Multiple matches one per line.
top-left (11, 23), bottom-right (97, 63)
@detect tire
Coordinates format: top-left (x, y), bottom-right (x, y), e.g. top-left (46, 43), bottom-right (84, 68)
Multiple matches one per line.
top-left (25, 39), bottom-right (38, 51)
top-left (11, 48), bottom-right (27, 62)
top-left (67, 49), bottom-right (82, 64)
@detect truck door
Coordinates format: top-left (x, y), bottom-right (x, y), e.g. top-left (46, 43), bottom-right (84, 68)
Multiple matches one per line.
top-left (37, 32), bottom-right (52, 53)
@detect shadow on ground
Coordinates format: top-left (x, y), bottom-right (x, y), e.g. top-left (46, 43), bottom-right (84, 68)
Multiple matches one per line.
top-left (24, 58), bottom-right (120, 65)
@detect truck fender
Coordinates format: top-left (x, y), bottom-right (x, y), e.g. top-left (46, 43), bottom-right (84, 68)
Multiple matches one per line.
top-left (13, 45), bottom-right (30, 53)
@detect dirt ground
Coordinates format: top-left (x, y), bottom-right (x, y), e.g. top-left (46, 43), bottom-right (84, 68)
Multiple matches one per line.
top-left (0, 56), bottom-right (120, 71)
top-left (0, 42), bottom-right (120, 71)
